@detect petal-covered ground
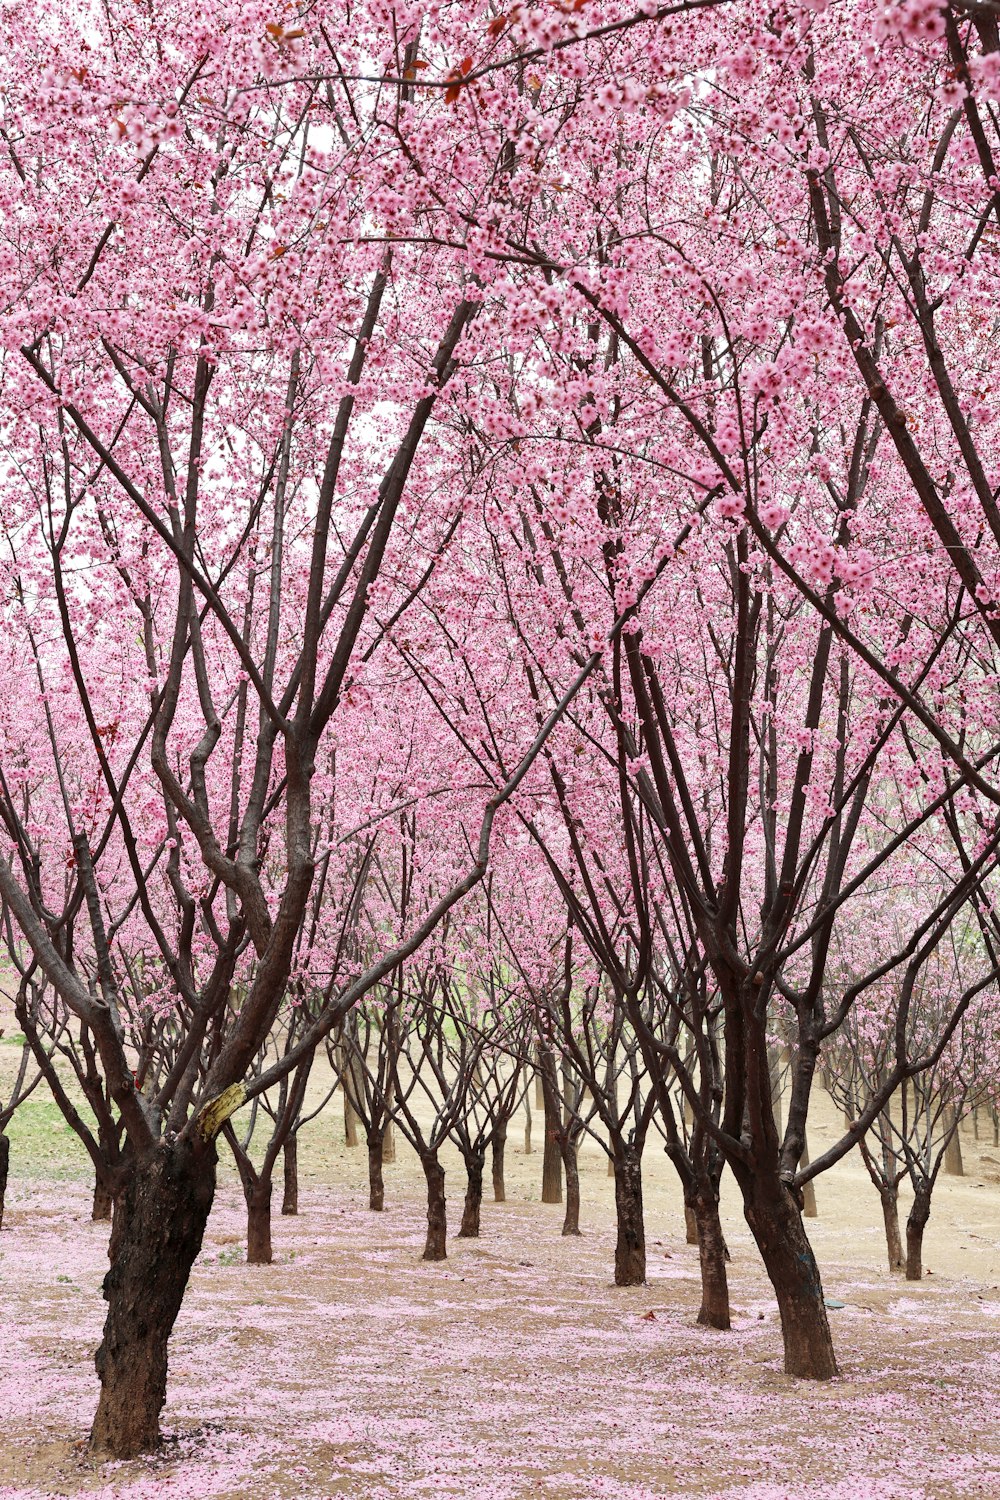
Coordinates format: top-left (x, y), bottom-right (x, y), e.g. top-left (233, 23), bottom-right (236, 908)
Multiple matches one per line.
top-left (2, 1159), bottom-right (1000, 1500)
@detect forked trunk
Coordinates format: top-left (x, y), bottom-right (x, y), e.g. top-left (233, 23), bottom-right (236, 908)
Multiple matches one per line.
top-left (281, 1137), bottom-right (298, 1215)
top-left (0, 1132), bottom-right (9, 1231)
top-left (91, 1136), bottom-right (216, 1457)
top-left (880, 1186), bottom-right (904, 1272)
top-left (246, 1178), bottom-right (273, 1265)
top-left (693, 1192), bottom-right (730, 1329)
top-left (906, 1182), bottom-right (931, 1281)
top-left (421, 1154), bottom-right (447, 1261)
top-left (92, 1175), bottom-right (114, 1223)
top-left (492, 1124), bottom-right (507, 1203)
top-left (741, 1177), bottom-right (838, 1379)
top-left (562, 1137), bottom-right (581, 1236)
top-left (458, 1154), bottom-right (484, 1238)
top-left (612, 1149), bottom-right (646, 1286)
top-left (368, 1131), bottom-right (385, 1212)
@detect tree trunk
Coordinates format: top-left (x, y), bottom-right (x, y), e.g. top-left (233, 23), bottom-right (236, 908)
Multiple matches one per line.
top-left (344, 1089), bottom-right (359, 1148)
top-left (742, 1177), bottom-right (838, 1379)
top-left (421, 1154), bottom-right (447, 1261)
top-left (612, 1148), bottom-right (646, 1286)
top-left (943, 1106), bottom-right (964, 1177)
top-left (684, 1201), bottom-right (699, 1245)
top-left (382, 1118), bottom-right (396, 1163)
top-left (92, 1175), bottom-right (114, 1223)
top-left (880, 1186), bottom-right (904, 1273)
top-left (562, 1136), bottom-right (581, 1236)
top-left (906, 1182), bottom-right (931, 1281)
top-left (368, 1131), bottom-right (385, 1212)
top-left (541, 1070), bottom-right (563, 1205)
top-left (492, 1125), bottom-right (507, 1203)
top-left (0, 1132), bottom-right (9, 1231)
top-left (799, 1131), bottom-right (817, 1219)
top-left (90, 1136), bottom-right (216, 1457)
top-left (281, 1137), bottom-right (298, 1216)
top-left (523, 1095), bottom-right (532, 1155)
top-left (246, 1178), bottom-right (273, 1265)
top-left (693, 1191), bottom-right (730, 1330)
top-left (458, 1153), bottom-right (484, 1238)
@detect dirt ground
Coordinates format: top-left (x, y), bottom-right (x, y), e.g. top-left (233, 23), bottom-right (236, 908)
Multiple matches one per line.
top-left (2, 1062), bottom-right (1000, 1500)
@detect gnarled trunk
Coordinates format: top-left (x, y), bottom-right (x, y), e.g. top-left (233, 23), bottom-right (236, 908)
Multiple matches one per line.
top-left (0, 1132), bottom-right (9, 1231)
top-left (421, 1154), bottom-right (447, 1261)
top-left (880, 1186), bottom-right (904, 1272)
top-left (492, 1124), bottom-right (507, 1203)
top-left (368, 1130), bottom-right (385, 1212)
top-left (92, 1175), bottom-right (114, 1223)
top-left (612, 1148), bottom-right (646, 1286)
top-left (693, 1190), bottom-right (730, 1329)
top-left (246, 1178), bottom-right (273, 1265)
top-left (281, 1137), bottom-right (298, 1215)
top-left (742, 1176), bottom-right (838, 1379)
top-left (458, 1153), bottom-right (484, 1238)
top-left (91, 1136), bottom-right (216, 1457)
top-left (906, 1182), bottom-right (931, 1281)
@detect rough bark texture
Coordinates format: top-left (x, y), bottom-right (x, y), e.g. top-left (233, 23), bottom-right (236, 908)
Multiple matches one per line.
top-left (492, 1125), bottom-right (507, 1203)
top-left (881, 1187), bottom-right (904, 1272)
top-left (742, 1178), bottom-right (838, 1379)
top-left (421, 1154), bottom-right (447, 1261)
top-left (906, 1183), bottom-right (931, 1281)
top-left (368, 1131), bottom-right (385, 1212)
top-left (612, 1149), bottom-right (646, 1286)
top-left (246, 1179), bottom-right (273, 1265)
top-left (281, 1137), bottom-right (298, 1215)
top-left (92, 1176), bottom-right (114, 1223)
top-left (694, 1192), bottom-right (731, 1329)
top-left (90, 1136), bottom-right (217, 1457)
top-left (562, 1137), bottom-right (581, 1236)
top-left (0, 1132), bottom-right (9, 1231)
top-left (458, 1155), bottom-right (484, 1238)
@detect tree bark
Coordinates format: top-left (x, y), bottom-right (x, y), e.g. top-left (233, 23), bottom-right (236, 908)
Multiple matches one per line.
top-left (906, 1182), bottom-right (931, 1281)
top-left (943, 1106), bottom-right (964, 1177)
top-left (612, 1148), bottom-right (646, 1286)
top-left (799, 1131), bottom-right (817, 1219)
top-left (684, 1201), bottom-right (699, 1245)
top-left (368, 1130), bottom-right (385, 1212)
top-left (492, 1123), bottom-right (507, 1203)
top-left (458, 1153), bottom-right (484, 1238)
top-left (562, 1135), bottom-right (581, 1236)
top-left (421, 1154), bottom-right (447, 1261)
top-left (880, 1186), bottom-right (904, 1273)
top-left (540, 1066), bottom-right (563, 1204)
top-left (281, 1137), bottom-right (298, 1216)
top-left (382, 1118), bottom-right (396, 1163)
top-left (246, 1178), bottom-right (273, 1265)
top-left (0, 1132), bottom-right (9, 1231)
top-left (90, 1136), bottom-right (216, 1457)
top-left (693, 1191), bottom-right (731, 1329)
top-left (742, 1177), bottom-right (838, 1379)
top-left (92, 1175), bottom-right (114, 1223)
